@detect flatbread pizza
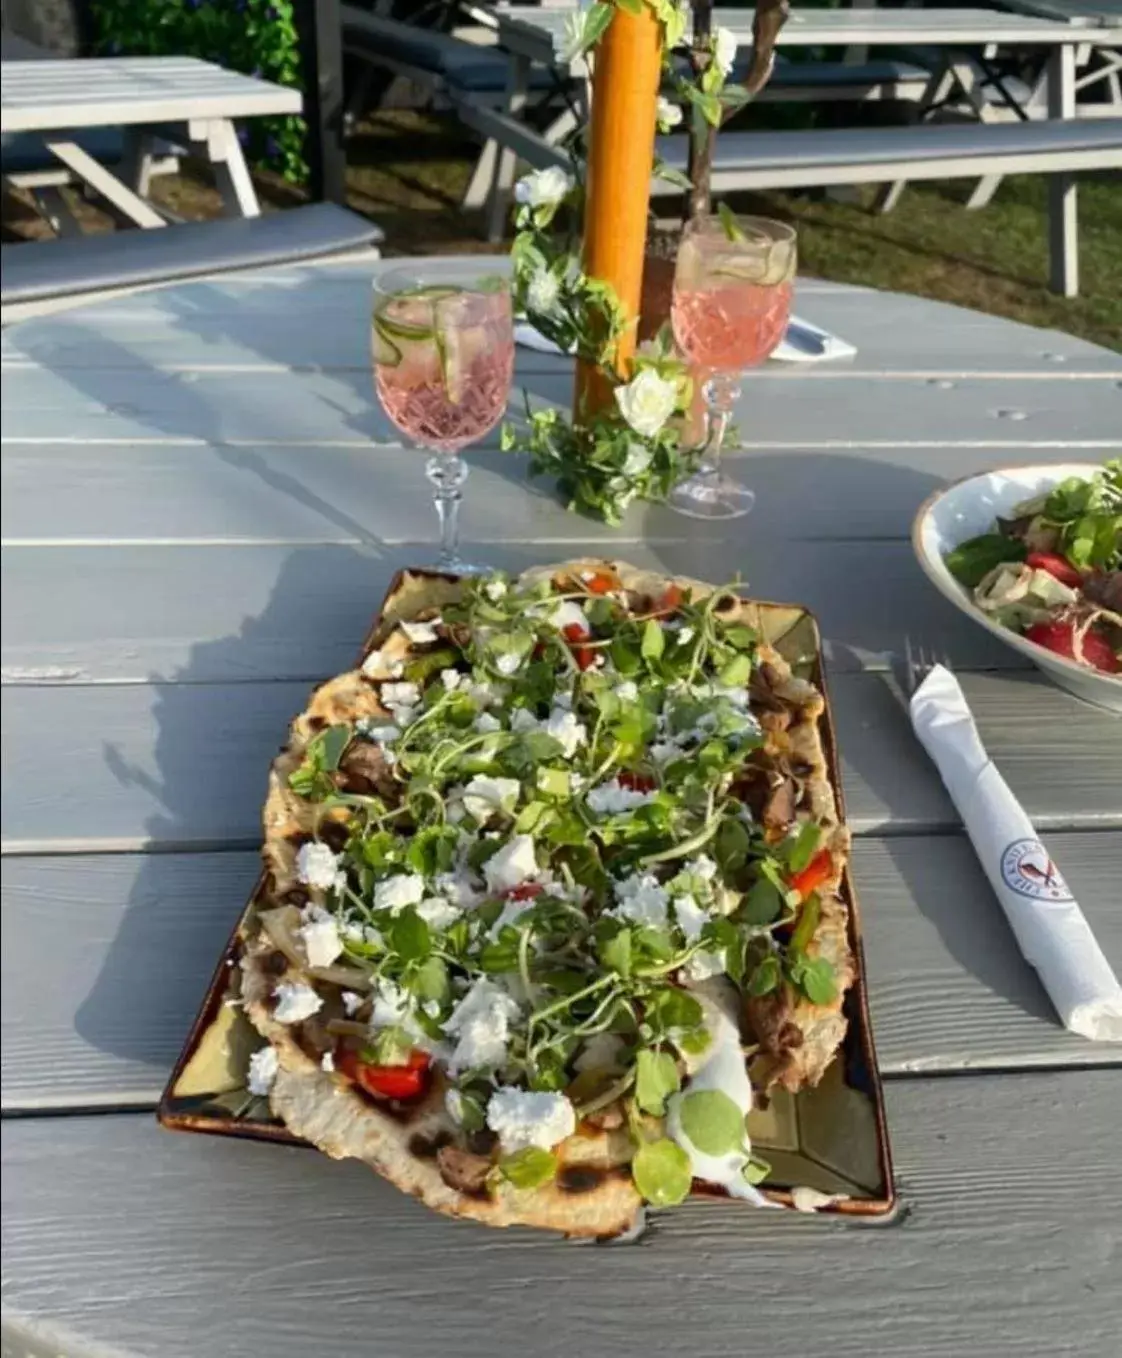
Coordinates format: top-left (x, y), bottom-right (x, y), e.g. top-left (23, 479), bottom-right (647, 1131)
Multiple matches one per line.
top-left (241, 560), bottom-right (854, 1236)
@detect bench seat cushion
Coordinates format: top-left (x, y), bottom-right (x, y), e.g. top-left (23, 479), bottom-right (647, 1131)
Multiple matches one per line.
top-left (1, 203), bottom-right (382, 306)
top-left (341, 11), bottom-right (556, 93)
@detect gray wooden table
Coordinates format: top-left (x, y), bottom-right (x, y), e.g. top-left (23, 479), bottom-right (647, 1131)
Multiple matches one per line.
top-left (0, 56), bottom-right (302, 227)
top-left (2, 258), bottom-right (1121, 1358)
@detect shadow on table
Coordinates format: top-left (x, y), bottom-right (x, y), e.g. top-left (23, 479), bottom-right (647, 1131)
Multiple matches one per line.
top-left (40, 270), bottom-right (1052, 1082)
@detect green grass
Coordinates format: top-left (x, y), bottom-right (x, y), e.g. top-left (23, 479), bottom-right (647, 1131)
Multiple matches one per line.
top-left (338, 110), bottom-right (1122, 352)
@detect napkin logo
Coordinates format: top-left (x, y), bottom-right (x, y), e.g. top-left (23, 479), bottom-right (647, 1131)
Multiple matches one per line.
top-left (1000, 839), bottom-right (1073, 904)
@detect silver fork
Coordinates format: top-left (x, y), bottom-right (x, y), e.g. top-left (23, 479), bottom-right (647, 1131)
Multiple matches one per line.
top-left (902, 636), bottom-right (952, 699)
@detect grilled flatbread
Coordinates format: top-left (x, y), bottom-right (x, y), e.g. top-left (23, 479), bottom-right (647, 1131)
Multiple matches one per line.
top-left (242, 559), bottom-right (854, 1236)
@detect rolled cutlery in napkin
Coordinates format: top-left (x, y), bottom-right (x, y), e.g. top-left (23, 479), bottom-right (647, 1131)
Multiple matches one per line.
top-left (910, 664), bottom-right (1122, 1043)
top-left (513, 317), bottom-right (856, 363)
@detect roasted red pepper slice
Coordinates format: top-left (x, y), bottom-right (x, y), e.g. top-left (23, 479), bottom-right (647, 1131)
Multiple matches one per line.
top-left (617, 771), bottom-right (656, 793)
top-left (1024, 621), bottom-right (1121, 674)
top-left (562, 621), bottom-right (596, 671)
top-left (789, 850), bottom-right (834, 900)
top-left (336, 1047), bottom-right (430, 1101)
top-left (1025, 552), bottom-right (1083, 589)
top-left (582, 569), bottom-right (618, 596)
top-left (651, 584), bottom-right (683, 617)
top-left (504, 882), bottom-right (545, 902)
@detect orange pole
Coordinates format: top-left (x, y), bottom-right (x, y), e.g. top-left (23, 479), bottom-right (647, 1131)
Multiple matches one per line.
top-left (575, 5), bottom-right (663, 419)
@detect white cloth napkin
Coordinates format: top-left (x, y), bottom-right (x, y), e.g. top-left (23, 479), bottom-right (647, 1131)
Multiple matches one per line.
top-left (910, 665), bottom-right (1122, 1043)
top-left (513, 317), bottom-right (856, 363)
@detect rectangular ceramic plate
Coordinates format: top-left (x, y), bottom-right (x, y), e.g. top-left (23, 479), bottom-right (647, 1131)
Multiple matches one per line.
top-left (159, 568), bottom-right (897, 1219)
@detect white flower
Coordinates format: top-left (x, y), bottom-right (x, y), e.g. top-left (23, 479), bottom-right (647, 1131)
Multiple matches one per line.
top-left (296, 842), bottom-right (345, 892)
top-left (247, 1045), bottom-right (278, 1095)
top-left (544, 708), bottom-right (586, 759)
top-left (484, 578), bottom-right (508, 602)
top-left (486, 1088), bottom-right (576, 1153)
top-left (622, 442), bottom-right (653, 477)
top-left (586, 778), bottom-right (657, 816)
top-left (360, 648), bottom-right (404, 680)
top-left (483, 834), bottom-right (541, 895)
top-left (272, 982), bottom-right (323, 1025)
top-left (299, 915), bottom-right (344, 969)
top-left (559, 9), bottom-right (587, 64)
top-left (462, 775), bottom-right (522, 823)
top-left (526, 268), bottom-right (561, 316)
top-left (444, 978), bottom-right (522, 1071)
top-left (399, 619), bottom-right (439, 645)
top-left (416, 896), bottom-right (462, 931)
top-left (440, 668), bottom-right (462, 691)
top-left (656, 95), bottom-right (684, 131)
top-left (615, 368), bottom-right (679, 438)
top-left (610, 872), bottom-right (670, 929)
top-left (714, 26), bottom-right (738, 78)
top-left (514, 166), bottom-right (574, 209)
top-left (474, 710), bottom-right (503, 735)
top-left (373, 873), bottom-right (425, 913)
top-left (321, 1051), bottom-right (335, 1073)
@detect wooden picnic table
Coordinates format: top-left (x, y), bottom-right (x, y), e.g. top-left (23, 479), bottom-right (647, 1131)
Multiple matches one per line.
top-left (2, 258), bottom-right (1121, 1357)
top-left (0, 56), bottom-right (302, 226)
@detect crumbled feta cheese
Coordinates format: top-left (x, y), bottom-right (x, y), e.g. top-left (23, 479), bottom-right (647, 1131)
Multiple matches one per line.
top-left (361, 648), bottom-right (404, 680)
top-left (341, 990), bottom-right (364, 1016)
top-left (272, 982), bottom-right (323, 1024)
top-left (355, 719), bottom-right (401, 745)
top-left (247, 1045), bottom-right (279, 1095)
top-left (484, 579), bottom-right (508, 601)
top-left (495, 651), bottom-right (523, 677)
top-left (434, 870), bottom-right (483, 909)
top-left (422, 998), bottom-right (443, 1019)
top-left (321, 1051), bottom-right (335, 1073)
top-left (586, 778), bottom-right (657, 816)
top-left (552, 688), bottom-right (574, 711)
top-left (483, 835), bottom-right (541, 895)
top-left (544, 708), bottom-right (586, 758)
top-left (681, 948), bottom-right (727, 982)
top-left (373, 873), bottom-right (425, 913)
top-left (673, 894), bottom-right (710, 943)
top-left (610, 872), bottom-right (670, 929)
top-left (380, 680), bottom-right (421, 722)
top-left (370, 977), bottom-right (410, 1029)
top-left (462, 775), bottom-right (522, 823)
top-left (399, 619), bottom-right (440, 645)
top-left (446, 1087), bottom-right (465, 1123)
top-left (510, 707), bottom-right (540, 734)
top-left (474, 710), bottom-right (503, 734)
top-left (549, 600), bottom-right (589, 634)
top-left (468, 679), bottom-right (504, 708)
top-left (296, 842), bottom-right (345, 892)
top-left (440, 668), bottom-right (462, 691)
top-left (676, 627), bottom-right (695, 646)
top-left (616, 680), bottom-right (639, 703)
top-left (688, 855), bottom-right (719, 882)
top-left (650, 740), bottom-right (682, 765)
top-left (444, 978), bottom-right (521, 1071)
top-left (486, 1087), bottom-right (576, 1153)
top-left (299, 915), bottom-right (344, 969)
top-left (416, 896), bottom-right (462, 930)
top-left (341, 922), bottom-right (383, 947)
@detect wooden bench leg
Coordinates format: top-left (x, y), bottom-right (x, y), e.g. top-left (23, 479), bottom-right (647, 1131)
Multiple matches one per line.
top-left (873, 61), bottom-right (956, 214)
top-left (463, 133), bottom-right (500, 212)
top-left (1048, 44), bottom-right (1078, 298)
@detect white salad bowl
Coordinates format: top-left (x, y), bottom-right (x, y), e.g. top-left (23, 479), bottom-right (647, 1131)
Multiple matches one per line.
top-left (912, 462), bottom-right (1122, 714)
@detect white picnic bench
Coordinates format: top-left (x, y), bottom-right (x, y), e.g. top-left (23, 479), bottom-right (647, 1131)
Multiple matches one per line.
top-left (1, 255), bottom-right (1121, 1357)
top-left (451, 5), bottom-right (1122, 297)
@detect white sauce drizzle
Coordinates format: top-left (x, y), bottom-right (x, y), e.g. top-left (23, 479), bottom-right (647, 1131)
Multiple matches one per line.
top-left (668, 980), bottom-right (775, 1208)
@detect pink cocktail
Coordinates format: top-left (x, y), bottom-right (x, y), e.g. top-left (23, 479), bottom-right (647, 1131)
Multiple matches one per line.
top-left (669, 215), bottom-right (797, 519)
top-left (373, 267), bottom-right (513, 573)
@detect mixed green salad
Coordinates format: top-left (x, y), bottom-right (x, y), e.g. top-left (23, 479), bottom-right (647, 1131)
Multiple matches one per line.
top-left (945, 461), bottom-right (1121, 676)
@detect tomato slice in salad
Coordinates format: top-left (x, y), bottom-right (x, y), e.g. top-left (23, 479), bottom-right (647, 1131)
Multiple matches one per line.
top-left (562, 621), bottom-right (597, 671)
top-left (789, 850), bottom-right (834, 900)
top-left (335, 1047), bottom-right (431, 1101)
top-left (1025, 552), bottom-right (1083, 590)
top-left (1023, 621), bottom-right (1120, 675)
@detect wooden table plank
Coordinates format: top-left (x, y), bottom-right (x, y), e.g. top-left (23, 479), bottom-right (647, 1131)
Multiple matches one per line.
top-left (4, 670), bottom-right (1120, 855)
top-left (0, 538), bottom-right (1044, 683)
top-left (3, 440), bottom-right (1112, 548)
top-left (3, 271), bottom-right (1117, 373)
top-left (4, 834), bottom-right (1118, 1111)
top-left (6, 362), bottom-right (1119, 447)
top-left (4, 1072), bottom-right (1120, 1358)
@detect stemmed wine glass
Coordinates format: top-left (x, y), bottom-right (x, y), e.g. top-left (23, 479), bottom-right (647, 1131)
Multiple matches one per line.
top-left (670, 214), bottom-right (797, 519)
top-left (372, 261), bottom-right (514, 574)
